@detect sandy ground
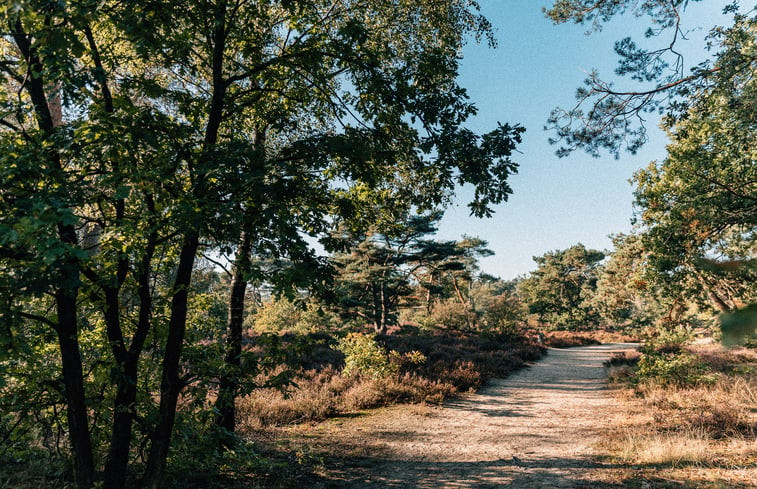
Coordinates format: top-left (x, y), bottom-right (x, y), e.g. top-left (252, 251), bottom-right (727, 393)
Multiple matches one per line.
top-left (280, 343), bottom-right (639, 488)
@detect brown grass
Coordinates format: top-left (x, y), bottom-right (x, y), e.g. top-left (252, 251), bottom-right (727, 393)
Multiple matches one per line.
top-left (237, 330), bottom-right (544, 430)
top-left (613, 428), bottom-right (714, 466)
top-left (541, 329), bottom-right (639, 348)
top-left (601, 341), bottom-right (757, 486)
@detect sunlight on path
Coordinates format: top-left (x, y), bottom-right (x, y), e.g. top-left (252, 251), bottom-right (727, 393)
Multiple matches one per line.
top-left (312, 343), bottom-right (638, 488)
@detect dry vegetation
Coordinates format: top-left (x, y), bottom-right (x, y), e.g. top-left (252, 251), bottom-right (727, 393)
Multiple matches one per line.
top-left (601, 343), bottom-right (757, 488)
top-left (237, 329), bottom-right (545, 431)
top-left (543, 328), bottom-right (639, 348)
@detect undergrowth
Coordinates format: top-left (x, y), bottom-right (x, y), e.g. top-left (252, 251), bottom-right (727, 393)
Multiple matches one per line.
top-left (238, 329), bottom-right (544, 429)
top-left (603, 338), bottom-right (757, 486)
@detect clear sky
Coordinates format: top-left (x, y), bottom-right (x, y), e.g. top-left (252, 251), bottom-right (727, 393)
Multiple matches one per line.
top-left (436, 0), bottom-right (732, 280)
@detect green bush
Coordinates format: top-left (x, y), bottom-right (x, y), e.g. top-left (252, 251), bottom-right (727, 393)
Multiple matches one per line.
top-left (253, 298), bottom-right (342, 334)
top-left (429, 300), bottom-right (476, 330)
top-left (253, 297), bottom-right (301, 333)
top-left (338, 332), bottom-right (398, 379)
top-left (635, 352), bottom-right (714, 387)
top-left (641, 325), bottom-right (693, 354)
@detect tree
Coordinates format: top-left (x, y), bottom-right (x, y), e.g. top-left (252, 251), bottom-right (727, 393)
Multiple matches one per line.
top-left (545, 0), bottom-right (755, 157)
top-left (631, 36), bottom-right (756, 317)
top-left (590, 233), bottom-right (665, 327)
top-left (331, 212), bottom-right (445, 334)
top-left (415, 236), bottom-right (494, 329)
top-left (0, 1), bottom-right (523, 487)
top-left (517, 244), bottom-right (605, 329)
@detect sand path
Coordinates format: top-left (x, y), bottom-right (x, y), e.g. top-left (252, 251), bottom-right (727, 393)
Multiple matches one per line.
top-left (286, 343), bottom-right (638, 488)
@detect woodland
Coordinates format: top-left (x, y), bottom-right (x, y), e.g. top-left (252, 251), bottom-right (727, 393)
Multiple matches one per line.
top-left (0, 1), bottom-right (754, 488)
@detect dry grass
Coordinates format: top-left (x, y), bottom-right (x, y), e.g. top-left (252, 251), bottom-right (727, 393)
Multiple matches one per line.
top-left (601, 341), bottom-right (757, 486)
top-left (613, 428), bottom-right (714, 466)
top-left (237, 330), bottom-right (544, 430)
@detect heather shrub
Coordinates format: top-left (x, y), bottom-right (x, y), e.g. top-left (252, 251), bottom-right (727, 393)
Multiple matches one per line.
top-left (236, 329), bottom-right (545, 429)
top-left (543, 330), bottom-right (601, 348)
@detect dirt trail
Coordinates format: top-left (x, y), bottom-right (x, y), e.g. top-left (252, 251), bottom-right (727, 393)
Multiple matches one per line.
top-left (286, 343), bottom-right (639, 488)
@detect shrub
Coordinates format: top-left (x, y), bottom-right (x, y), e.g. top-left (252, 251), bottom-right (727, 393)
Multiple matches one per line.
top-left (641, 325), bottom-right (693, 354)
top-left (253, 298), bottom-right (343, 334)
top-left (636, 352), bottom-right (714, 387)
top-left (604, 350), bottom-right (641, 367)
top-left (236, 329), bottom-right (545, 429)
top-left (253, 297), bottom-right (301, 333)
top-left (429, 300), bottom-right (476, 329)
top-left (338, 332), bottom-right (398, 379)
top-left (543, 330), bottom-right (601, 348)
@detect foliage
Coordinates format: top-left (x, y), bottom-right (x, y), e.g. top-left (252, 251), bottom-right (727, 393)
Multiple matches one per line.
top-left (517, 244), bottom-right (605, 329)
top-left (0, 0), bottom-right (525, 485)
top-left (545, 0), bottom-right (756, 158)
top-left (635, 352), bottom-right (715, 387)
top-left (424, 299), bottom-right (477, 330)
top-left (238, 328), bottom-right (544, 428)
top-left (641, 326), bottom-right (694, 355)
top-left (636, 327), bottom-right (714, 387)
top-left (330, 211), bottom-right (498, 333)
top-left (589, 233), bottom-right (665, 328)
top-left (250, 297), bottom-right (338, 335)
top-left (473, 279), bottom-right (527, 332)
top-left (337, 332), bottom-right (397, 380)
top-left (629, 15), bottom-right (756, 331)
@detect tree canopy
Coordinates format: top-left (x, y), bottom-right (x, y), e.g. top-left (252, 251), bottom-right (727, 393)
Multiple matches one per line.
top-left (517, 244), bottom-right (605, 329)
top-left (546, 0), bottom-right (756, 157)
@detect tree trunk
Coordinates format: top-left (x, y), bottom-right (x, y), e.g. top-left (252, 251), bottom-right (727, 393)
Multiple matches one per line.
top-left (371, 282), bottom-right (385, 333)
top-left (104, 230), bottom-right (155, 489)
top-left (103, 356), bottom-right (139, 489)
top-left (696, 273), bottom-right (734, 313)
top-left (380, 281), bottom-right (390, 334)
top-left (57, 288), bottom-right (95, 489)
top-left (11, 25), bottom-right (95, 487)
top-left (142, 233), bottom-right (199, 488)
top-left (214, 230), bottom-right (251, 437)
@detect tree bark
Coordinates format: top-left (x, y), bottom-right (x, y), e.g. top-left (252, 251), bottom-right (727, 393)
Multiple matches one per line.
top-left (142, 233), bottom-right (199, 488)
top-left (142, 2), bottom-right (228, 485)
top-left (214, 230), bottom-right (251, 436)
top-left (380, 281), bottom-right (390, 334)
top-left (103, 228), bottom-right (156, 489)
top-left (56, 286), bottom-right (95, 489)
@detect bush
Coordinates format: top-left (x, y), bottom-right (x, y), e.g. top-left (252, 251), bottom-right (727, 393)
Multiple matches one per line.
top-left (253, 297), bottom-right (301, 333)
top-left (338, 332), bottom-right (397, 379)
top-left (253, 298), bottom-right (343, 334)
top-left (543, 330), bottom-right (601, 348)
top-left (641, 325), bottom-right (693, 354)
top-left (235, 329), bottom-right (545, 429)
top-left (429, 300), bottom-right (476, 329)
top-left (635, 352), bottom-right (714, 387)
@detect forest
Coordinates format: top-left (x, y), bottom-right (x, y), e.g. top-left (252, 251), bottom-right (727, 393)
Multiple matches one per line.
top-left (0, 1), bottom-right (755, 488)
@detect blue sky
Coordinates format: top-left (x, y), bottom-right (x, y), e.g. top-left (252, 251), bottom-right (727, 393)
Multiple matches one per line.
top-left (436, 0), bottom-right (732, 280)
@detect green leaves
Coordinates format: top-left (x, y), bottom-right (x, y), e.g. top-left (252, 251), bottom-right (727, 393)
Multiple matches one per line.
top-left (631, 20), bottom-right (756, 315)
top-left (546, 0), bottom-right (754, 157)
top-left (518, 244), bottom-right (605, 330)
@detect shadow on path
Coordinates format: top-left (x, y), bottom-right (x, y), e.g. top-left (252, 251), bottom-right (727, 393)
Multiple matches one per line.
top-left (288, 343), bottom-right (643, 489)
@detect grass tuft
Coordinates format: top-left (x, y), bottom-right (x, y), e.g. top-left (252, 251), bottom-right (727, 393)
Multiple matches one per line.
top-left (615, 429), bottom-right (713, 466)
